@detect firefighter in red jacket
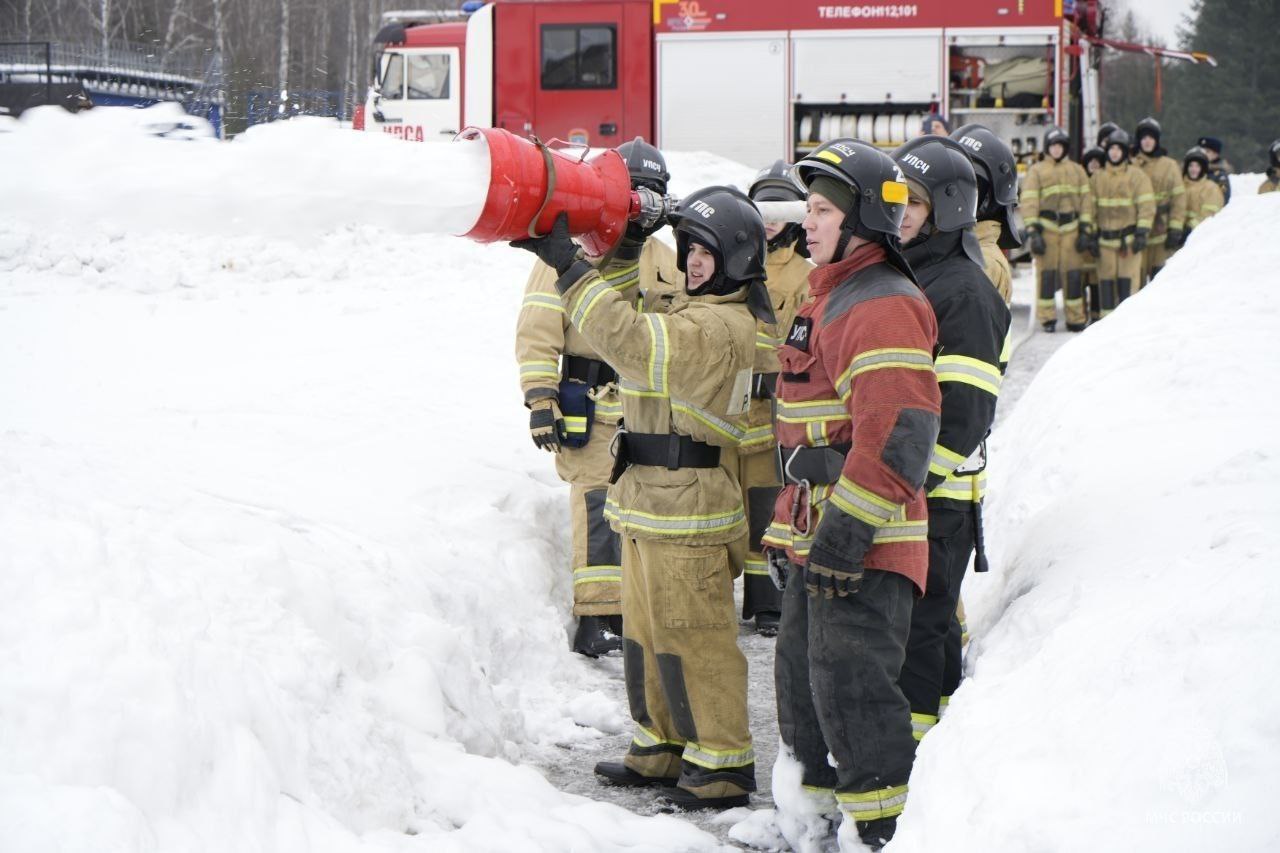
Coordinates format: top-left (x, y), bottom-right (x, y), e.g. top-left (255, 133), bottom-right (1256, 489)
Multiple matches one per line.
top-left (891, 136), bottom-right (1011, 744)
top-left (764, 139), bottom-right (941, 851)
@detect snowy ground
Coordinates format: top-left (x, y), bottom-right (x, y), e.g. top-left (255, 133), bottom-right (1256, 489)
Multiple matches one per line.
top-left (2, 107), bottom-right (1277, 853)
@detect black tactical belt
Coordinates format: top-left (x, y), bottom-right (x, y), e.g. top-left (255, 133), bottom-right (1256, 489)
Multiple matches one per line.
top-left (777, 443), bottom-right (852, 485)
top-left (1039, 210), bottom-right (1077, 224)
top-left (1099, 226), bottom-right (1136, 240)
top-left (620, 431), bottom-right (721, 469)
top-left (561, 354), bottom-right (617, 387)
top-left (751, 372), bottom-right (778, 400)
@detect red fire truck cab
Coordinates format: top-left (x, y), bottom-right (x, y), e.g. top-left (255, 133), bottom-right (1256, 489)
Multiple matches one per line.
top-left (358, 0), bottom-right (1108, 171)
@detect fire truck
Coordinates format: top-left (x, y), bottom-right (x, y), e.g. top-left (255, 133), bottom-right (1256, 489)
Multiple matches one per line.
top-left (355, 1), bottom-right (1206, 170)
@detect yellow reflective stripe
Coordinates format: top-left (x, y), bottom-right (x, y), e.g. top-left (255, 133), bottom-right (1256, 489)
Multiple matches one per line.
top-left (756, 330), bottom-right (784, 350)
top-left (570, 276), bottom-right (616, 327)
top-left (744, 557), bottom-right (769, 576)
top-left (1096, 197), bottom-right (1137, 207)
top-left (620, 380), bottom-right (667, 399)
top-left (1136, 218), bottom-right (1153, 228)
top-left (836, 348), bottom-right (935, 400)
top-left (830, 476), bottom-right (899, 526)
top-left (633, 723), bottom-right (683, 749)
top-left (1136, 193), bottom-right (1156, 203)
top-left (520, 360), bottom-right (560, 379)
top-left (604, 498), bottom-right (745, 535)
top-left (999, 329), bottom-right (1012, 364)
top-left (683, 741), bottom-right (755, 770)
top-left (928, 443), bottom-right (967, 478)
top-left (573, 565), bottom-right (621, 584)
top-left (836, 784), bottom-right (908, 820)
top-left (740, 424), bottom-right (776, 450)
top-left (562, 416), bottom-right (588, 434)
top-left (935, 354), bottom-right (1002, 396)
top-left (872, 519), bottom-right (927, 544)
top-left (645, 313), bottom-right (670, 394)
top-left (595, 400), bottom-right (623, 417)
top-left (911, 712), bottom-right (938, 742)
top-left (1021, 188), bottom-right (1041, 199)
top-left (671, 399), bottom-right (746, 443)
top-left (521, 292), bottom-right (564, 312)
top-left (1036, 184), bottom-right (1084, 197)
top-left (928, 471), bottom-right (988, 502)
top-left (776, 397), bottom-right (847, 424)
top-left (601, 262), bottom-right (640, 290)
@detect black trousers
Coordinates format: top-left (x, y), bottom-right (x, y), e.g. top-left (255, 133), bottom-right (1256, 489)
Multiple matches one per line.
top-left (899, 506), bottom-right (976, 729)
top-left (775, 567), bottom-right (916, 797)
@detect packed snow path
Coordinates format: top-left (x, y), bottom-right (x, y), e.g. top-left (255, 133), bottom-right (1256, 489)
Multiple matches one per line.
top-left (533, 266), bottom-right (1066, 845)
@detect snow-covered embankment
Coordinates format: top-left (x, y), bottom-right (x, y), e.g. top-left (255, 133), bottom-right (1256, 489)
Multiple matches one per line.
top-left (896, 190), bottom-right (1280, 852)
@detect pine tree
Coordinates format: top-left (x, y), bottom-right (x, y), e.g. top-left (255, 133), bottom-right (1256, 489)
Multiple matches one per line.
top-left (1162, 0), bottom-right (1280, 171)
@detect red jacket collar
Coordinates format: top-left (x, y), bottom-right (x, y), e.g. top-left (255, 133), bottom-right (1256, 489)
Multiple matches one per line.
top-left (807, 242), bottom-right (887, 298)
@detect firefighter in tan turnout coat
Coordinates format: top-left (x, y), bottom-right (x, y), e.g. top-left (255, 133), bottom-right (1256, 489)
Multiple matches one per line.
top-left (512, 186), bottom-right (774, 811)
top-left (1131, 117), bottom-right (1188, 287)
top-left (1020, 127), bottom-right (1093, 332)
top-left (740, 160), bottom-right (813, 635)
top-left (514, 139), bottom-right (679, 657)
top-left (1090, 129), bottom-right (1155, 317)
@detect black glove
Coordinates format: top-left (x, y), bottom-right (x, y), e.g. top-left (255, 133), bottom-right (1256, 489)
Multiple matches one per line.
top-left (528, 398), bottom-right (565, 452)
top-left (1088, 233), bottom-right (1100, 257)
top-left (510, 212), bottom-right (579, 276)
top-left (1075, 227), bottom-right (1092, 255)
top-left (804, 559), bottom-right (863, 599)
top-left (765, 549), bottom-right (791, 592)
top-left (1131, 228), bottom-right (1148, 253)
top-left (1165, 229), bottom-right (1184, 250)
top-left (1026, 225), bottom-right (1047, 256)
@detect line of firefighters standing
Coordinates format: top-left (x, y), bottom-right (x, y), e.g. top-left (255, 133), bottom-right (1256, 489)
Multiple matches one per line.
top-left (511, 119), bottom-right (1279, 850)
top-left (1027, 119), bottom-right (1260, 332)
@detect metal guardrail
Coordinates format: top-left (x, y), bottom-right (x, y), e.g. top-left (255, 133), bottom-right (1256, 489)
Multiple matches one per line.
top-left (0, 40), bottom-right (221, 87)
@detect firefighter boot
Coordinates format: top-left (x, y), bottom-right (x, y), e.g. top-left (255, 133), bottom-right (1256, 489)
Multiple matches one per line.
top-left (594, 759), bottom-right (679, 788)
top-left (858, 816), bottom-right (898, 851)
top-left (573, 615), bottom-right (622, 658)
top-left (1037, 269), bottom-right (1059, 330)
top-left (1064, 271), bottom-right (1087, 331)
top-left (754, 610), bottom-right (781, 637)
top-left (1099, 279), bottom-right (1118, 317)
top-left (1117, 277), bottom-right (1133, 304)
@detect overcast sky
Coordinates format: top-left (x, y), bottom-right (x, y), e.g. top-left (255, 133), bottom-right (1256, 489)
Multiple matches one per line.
top-left (1124, 0), bottom-right (1198, 47)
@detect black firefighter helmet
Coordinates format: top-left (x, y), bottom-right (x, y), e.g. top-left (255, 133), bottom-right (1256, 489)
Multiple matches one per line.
top-left (1097, 121), bottom-right (1120, 148)
top-left (1183, 146), bottom-right (1211, 178)
top-left (1043, 126), bottom-right (1070, 158)
top-left (1105, 129), bottom-right (1132, 163)
top-left (670, 185), bottom-right (774, 322)
top-left (749, 159), bottom-right (809, 257)
top-left (1082, 146), bottom-right (1106, 173)
top-left (792, 138), bottom-right (912, 276)
top-left (892, 135), bottom-right (984, 266)
top-left (616, 136), bottom-right (669, 194)
top-left (951, 123), bottom-right (1024, 250)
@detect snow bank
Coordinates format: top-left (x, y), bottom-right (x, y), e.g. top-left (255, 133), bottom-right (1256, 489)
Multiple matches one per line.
top-left (896, 192), bottom-right (1280, 851)
top-left (0, 111), bottom-right (754, 852)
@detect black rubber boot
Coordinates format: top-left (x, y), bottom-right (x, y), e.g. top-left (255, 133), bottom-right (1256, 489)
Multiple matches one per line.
top-left (572, 615), bottom-right (622, 658)
top-left (656, 786), bottom-right (751, 811)
top-left (594, 760), bottom-right (678, 788)
top-left (754, 611), bottom-right (781, 637)
top-left (1066, 322), bottom-right (1087, 332)
top-left (858, 817), bottom-right (898, 851)
top-left (1041, 320), bottom-right (1057, 333)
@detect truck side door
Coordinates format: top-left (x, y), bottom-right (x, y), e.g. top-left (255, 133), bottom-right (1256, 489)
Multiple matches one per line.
top-left (372, 47), bottom-right (461, 141)
top-left (530, 3), bottom-right (635, 147)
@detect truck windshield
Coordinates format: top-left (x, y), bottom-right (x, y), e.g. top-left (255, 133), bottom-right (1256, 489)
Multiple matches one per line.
top-left (379, 52), bottom-right (405, 100)
top-left (407, 53), bottom-right (450, 100)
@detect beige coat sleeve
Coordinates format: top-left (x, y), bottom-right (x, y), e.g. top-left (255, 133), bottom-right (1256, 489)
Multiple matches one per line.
top-left (1075, 163), bottom-right (1095, 227)
top-left (513, 260), bottom-right (565, 404)
top-left (1020, 163), bottom-right (1043, 226)
top-left (559, 267), bottom-right (741, 410)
